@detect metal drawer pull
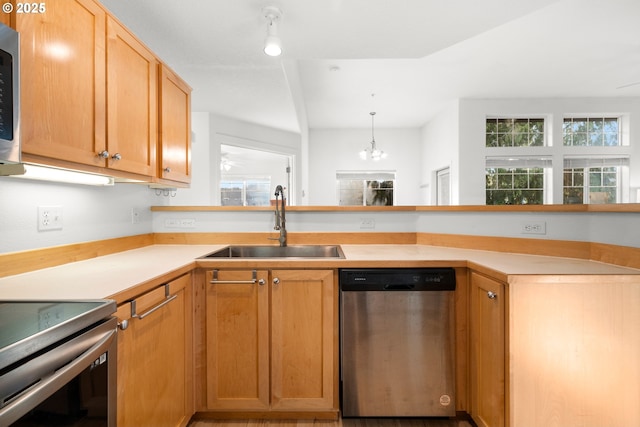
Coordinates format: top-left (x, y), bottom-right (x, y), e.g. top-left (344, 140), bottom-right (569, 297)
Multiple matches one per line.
top-left (487, 291), bottom-right (498, 299)
top-left (131, 284), bottom-right (177, 320)
top-left (210, 269), bottom-right (264, 285)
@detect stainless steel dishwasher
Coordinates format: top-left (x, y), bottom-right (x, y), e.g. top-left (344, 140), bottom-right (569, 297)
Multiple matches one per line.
top-left (340, 268), bottom-right (456, 417)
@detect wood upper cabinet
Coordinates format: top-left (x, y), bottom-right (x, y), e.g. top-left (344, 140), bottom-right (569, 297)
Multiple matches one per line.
top-left (116, 273), bottom-right (193, 427)
top-left (16, 0), bottom-right (190, 183)
top-left (469, 271), bottom-right (506, 427)
top-left (158, 64), bottom-right (191, 184)
top-left (0, 6), bottom-right (11, 26)
top-left (18, 0), bottom-right (107, 167)
top-left (106, 16), bottom-right (157, 176)
top-left (204, 269), bottom-right (337, 414)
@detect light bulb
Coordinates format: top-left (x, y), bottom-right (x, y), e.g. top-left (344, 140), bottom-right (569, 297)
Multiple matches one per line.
top-left (264, 34), bottom-right (282, 56)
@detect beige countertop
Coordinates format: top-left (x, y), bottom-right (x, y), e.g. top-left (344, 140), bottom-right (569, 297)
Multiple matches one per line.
top-left (0, 244), bottom-right (638, 301)
top-left (0, 245), bottom-right (223, 301)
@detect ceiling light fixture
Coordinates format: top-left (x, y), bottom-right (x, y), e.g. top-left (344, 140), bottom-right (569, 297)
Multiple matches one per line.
top-left (263, 6), bottom-right (283, 57)
top-left (359, 111), bottom-right (387, 161)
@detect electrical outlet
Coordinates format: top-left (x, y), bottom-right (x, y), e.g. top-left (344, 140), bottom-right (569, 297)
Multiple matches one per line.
top-left (180, 219), bottom-right (196, 228)
top-left (164, 218), bottom-right (196, 228)
top-left (164, 219), bottom-right (180, 228)
top-left (38, 206), bottom-right (63, 231)
top-left (359, 218), bottom-right (376, 229)
top-left (521, 221), bottom-right (546, 235)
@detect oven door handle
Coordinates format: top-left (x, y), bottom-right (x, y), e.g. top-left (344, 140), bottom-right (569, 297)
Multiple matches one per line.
top-left (0, 321), bottom-right (116, 426)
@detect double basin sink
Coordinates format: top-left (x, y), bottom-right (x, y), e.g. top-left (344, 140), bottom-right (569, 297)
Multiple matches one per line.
top-left (202, 245), bottom-right (345, 259)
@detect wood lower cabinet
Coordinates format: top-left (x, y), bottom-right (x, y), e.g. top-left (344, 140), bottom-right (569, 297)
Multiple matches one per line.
top-left (203, 269), bottom-right (338, 416)
top-left (116, 273), bottom-right (193, 427)
top-left (470, 271), bottom-right (506, 427)
top-left (470, 271), bottom-right (640, 427)
top-left (205, 269), bottom-right (270, 411)
top-left (270, 269), bottom-right (336, 411)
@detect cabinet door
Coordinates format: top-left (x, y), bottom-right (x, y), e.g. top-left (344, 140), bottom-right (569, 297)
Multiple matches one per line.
top-left (158, 65), bottom-right (191, 183)
top-left (205, 270), bottom-right (270, 410)
top-left (106, 17), bottom-right (157, 177)
top-left (470, 272), bottom-right (506, 427)
top-left (116, 274), bottom-right (193, 427)
top-left (18, 0), bottom-right (107, 167)
top-left (270, 269), bottom-right (337, 411)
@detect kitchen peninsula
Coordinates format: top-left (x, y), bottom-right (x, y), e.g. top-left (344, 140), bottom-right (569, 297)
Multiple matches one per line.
top-left (1, 234), bottom-right (639, 427)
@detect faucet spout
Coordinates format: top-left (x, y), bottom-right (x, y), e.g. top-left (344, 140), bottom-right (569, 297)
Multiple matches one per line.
top-left (272, 185), bottom-right (287, 247)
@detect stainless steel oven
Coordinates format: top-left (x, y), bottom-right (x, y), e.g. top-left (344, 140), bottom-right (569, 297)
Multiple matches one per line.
top-left (0, 300), bottom-right (117, 426)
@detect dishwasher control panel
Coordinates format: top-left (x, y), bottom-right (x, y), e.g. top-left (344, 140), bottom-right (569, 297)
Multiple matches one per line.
top-left (339, 268), bottom-right (456, 291)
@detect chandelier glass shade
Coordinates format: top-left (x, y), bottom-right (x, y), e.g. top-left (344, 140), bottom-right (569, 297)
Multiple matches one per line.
top-left (359, 112), bottom-right (387, 161)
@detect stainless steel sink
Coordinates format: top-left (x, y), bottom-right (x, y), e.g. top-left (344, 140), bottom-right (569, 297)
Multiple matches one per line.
top-left (202, 245), bottom-right (344, 259)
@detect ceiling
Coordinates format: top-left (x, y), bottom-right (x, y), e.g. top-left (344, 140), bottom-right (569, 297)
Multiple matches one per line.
top-left (101, 0), bottom-right (640, 134)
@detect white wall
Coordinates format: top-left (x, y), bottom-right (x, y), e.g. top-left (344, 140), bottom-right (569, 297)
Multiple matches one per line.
top-left (169, 113), bottom-right (302, 206)
top-left (457, 97), bottom-right (640, 204)
top-left (170, 112), bottom-right (211, 206)
top-left (0, 178), bottom-right (157, 253)
top-left (152, 209), bottom-right (640, 248)
top-left (308, 128), bottom-right (423, 205)
top-left (420, 101), bottom-right (460, 204)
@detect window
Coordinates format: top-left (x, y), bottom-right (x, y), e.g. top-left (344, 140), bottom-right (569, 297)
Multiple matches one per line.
top-left (562, 117), bottom-right (620, 147)
top-left (219, 144), bottom-right (293, 205)
top-left (220, 177), bottom-right (271, 206)
top-left (485, 157), bottom-right (551, 205)
top-left (336, 171), bottom-right (395, 206)
top-left (561, 116), bottom-right (628, 204)
top-left (486, 118), bottom-right (544, 147)
top-left (483, 114), bottom-right (631, 205)
top-left (563, 157), bottom-right (629, 204)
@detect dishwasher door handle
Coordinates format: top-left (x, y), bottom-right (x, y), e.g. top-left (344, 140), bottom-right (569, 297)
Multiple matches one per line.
top-left (383, 284), bottom-right (415, 290)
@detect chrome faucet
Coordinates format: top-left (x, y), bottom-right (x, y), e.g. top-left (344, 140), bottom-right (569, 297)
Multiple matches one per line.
top-left (270, 185), bottom-right (287, 247)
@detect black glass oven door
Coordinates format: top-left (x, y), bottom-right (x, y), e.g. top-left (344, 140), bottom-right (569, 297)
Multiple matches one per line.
top-left (0, 318), bottom-right (117, 426)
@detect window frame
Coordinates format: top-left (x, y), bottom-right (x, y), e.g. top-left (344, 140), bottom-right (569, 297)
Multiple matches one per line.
top-left (485, 156), bottom-right (553, 205)
top-left (562, 156), bottom-right (630, 204)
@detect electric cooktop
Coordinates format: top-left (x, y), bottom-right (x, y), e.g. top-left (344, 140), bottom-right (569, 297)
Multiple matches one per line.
top-left (0, 300), bottom-right (116, 370)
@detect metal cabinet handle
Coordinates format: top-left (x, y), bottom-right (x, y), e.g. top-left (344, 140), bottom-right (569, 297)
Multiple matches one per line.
top-left (273, 277), bottom-right (280, 285)
top-left (111, 153), bottom-right (122, 161)
top-left (210, 269), bottom-right (264, 285)
top-left (164, 167), bottom-right (171, 173)
top-left (97, 150), bottom-right (109, 159)
top-left (487, 291), bottom-right (498, 299)
top-left (131, 284), bottom-right (177, 320)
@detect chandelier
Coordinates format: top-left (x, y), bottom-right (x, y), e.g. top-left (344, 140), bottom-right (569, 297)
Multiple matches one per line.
top-left (359, 111), bottom-right (387, 161)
